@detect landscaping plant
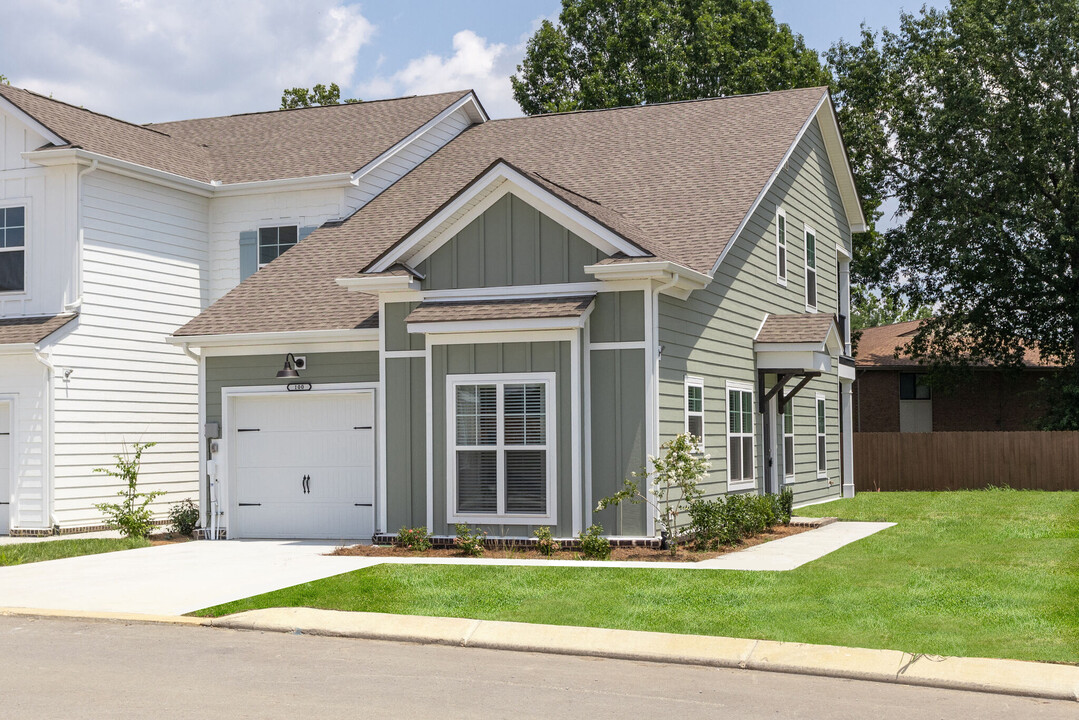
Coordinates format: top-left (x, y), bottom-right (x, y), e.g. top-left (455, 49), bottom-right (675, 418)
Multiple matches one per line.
top-left (577, 524), bottom-right (610, 560)
top-left (533, 526), bottom-right (560, 558)
top-left (396, 526), bottom-right (433, 552)
top-left (778, 488), bottom-right (794, 525)
top-left (454, 523), bottom-right (486, 557)
top-left (168, 498), bottom-right (200, 536)
top-left (93, 442), bottom-right (163, 539)
top-left (596, 433), bottom-right (710, 555)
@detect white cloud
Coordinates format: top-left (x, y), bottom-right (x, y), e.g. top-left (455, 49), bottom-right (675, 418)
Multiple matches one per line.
top-left (361, 29), bottom-right (525, 119)
top-left (0, 0), bottom-right (374, 123)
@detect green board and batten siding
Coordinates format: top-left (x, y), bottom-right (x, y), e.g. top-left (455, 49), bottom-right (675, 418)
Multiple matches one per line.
top-left (204, 352), bottom-right (380, 426)
top-left (417, 194), bottom-right (604, 290)
top-left (658, 118), bottom-right (849, 505)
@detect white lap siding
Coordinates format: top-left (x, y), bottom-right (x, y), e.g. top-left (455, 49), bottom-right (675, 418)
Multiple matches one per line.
top-left (48, 170), bottom-right (208, 529)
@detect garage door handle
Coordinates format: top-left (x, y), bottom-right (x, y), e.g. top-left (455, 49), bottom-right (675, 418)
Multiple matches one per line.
top-left (354, 503), bottom-right (372, 507)
top-left (353, 426), bottom-right (372, 430)
top-left (238, 503), bottom-right (260, 507)
top-left (302, 474), bottom-right (310, 494)
top-left (237, 428), bottom-right (260, 432)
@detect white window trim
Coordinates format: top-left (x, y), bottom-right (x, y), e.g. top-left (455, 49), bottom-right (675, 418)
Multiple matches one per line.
top-left (783, 400), bottom-right (795, 480)
top-left (815, 392), bottom-right (827, 478)
top-left (684, 375), bottom-right (705, 452)
top-left (804, 223), bottom-right (818, 312)
top-left (726, 380), bottom-right (756, 491)
top-left (775, 207), bottom-right (788, 286)
top-left (0, 198), bottom-right (30, 298)
top-left (446, 372), bottom-right (557, 524)
top-left (257, 223), bottom-right (300, 270)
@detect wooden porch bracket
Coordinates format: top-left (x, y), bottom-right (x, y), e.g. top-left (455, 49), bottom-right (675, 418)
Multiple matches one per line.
top-left (757, 369), bottom-right (822, 413)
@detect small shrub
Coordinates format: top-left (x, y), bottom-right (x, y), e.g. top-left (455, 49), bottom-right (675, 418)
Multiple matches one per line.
top-left (168, 499), bottom-right (200, 536)
top-left (454, 523), bottom-right (486, 557)
top-left (533, 525), bottom-right (560, 558)
top-left (577, 524), bottom-right (611, 560)
top-left (396, 526), bottom-right (432, 552)
top-left (688, 497), bottom-right (739, 550)
top-left (93, 442), bottom-right (163, 539)
top-left (777, 488), bottom-right (794, 525)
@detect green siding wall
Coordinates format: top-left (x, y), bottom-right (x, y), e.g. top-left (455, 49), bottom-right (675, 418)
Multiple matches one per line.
top-left (431, 341), bottom-right (574, 537)
top-left (590, 291), bottom-right (645, 343)
top-left (205, 352), bottom-right (380, 426)
top-left (657, 117), bottom-right (849, 505)
top-left (589, 347), bottom-right (647, 535)
top-left (385, 302), bottom-right (425, 352)
top-left (418, 194), bottom-right (606, 290)
top-left (385, 356), bottom-right (426, 532)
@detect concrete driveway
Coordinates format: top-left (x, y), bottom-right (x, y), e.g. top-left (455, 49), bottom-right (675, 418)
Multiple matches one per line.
top-left (0, 540), bottom-right (380, 616)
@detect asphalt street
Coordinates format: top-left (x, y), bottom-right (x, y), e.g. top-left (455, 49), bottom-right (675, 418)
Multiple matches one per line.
top-left (0, 616), bottom-right (1073, 719)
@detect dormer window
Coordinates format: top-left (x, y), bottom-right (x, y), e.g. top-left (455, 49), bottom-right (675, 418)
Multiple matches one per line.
top-left (0, 206), bottom-right (25, 293)
top-left (258, 225), bottom-right (298, 268)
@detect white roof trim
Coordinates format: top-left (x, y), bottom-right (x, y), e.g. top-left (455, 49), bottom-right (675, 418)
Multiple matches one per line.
top-left (584, 259), bottom-right (712, 299)
top-left (408, 312), bottom-right (593, 336)
top-left (167, 327), bottom-right (379, 348)
top-left (0, 94), bottom-right (66, 146)
top-left (351, 92), bottom-right (486, 185)
top-left (711, 92), bottom-right (868, 276)
top-left (369, 161), bottom-right (649, 273)
top-left (336, 274), bottom-right (421, 293)
top-left (754, 322), bottom-right (843, 355)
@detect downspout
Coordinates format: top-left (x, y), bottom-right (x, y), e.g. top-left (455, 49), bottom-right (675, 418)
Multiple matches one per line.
top-left (181, 342), bottom-right (216, 540)
top-left (32, 347), bottom-right (57, 532)
top-left (66, 159), bottom-right (99, 312)
top-left (649, 272), bottom-right (680, 537)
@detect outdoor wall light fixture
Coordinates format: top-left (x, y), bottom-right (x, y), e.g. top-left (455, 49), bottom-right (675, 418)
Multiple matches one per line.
top-left (275, 353), bottom-right (301, 379)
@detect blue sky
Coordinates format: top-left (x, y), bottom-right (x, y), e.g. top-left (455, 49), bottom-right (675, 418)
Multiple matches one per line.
top-left (0, 1), bottom-right (940, 123)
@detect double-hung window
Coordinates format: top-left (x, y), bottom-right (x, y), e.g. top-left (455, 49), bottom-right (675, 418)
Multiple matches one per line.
top-left (449, 374), bottom-right (554, 521)
top-left (816, 394), bottom-right (827, 476)
top-left (727, 382), bottom-right (755, 487)
top-left (0, 206), bottom-right (26, 293)
top-left (783, 401), bottom-right (795, 479)
top-left (776, 208), bottom-right (788, 284)
top-left (899, 373), bottom-right (931, 400)
top-left (805, 225), bottom-right (817, 310)
top-left (685, 376), bottom-right (704, 449)
top-left (258, 225), bottom-right (298, 268)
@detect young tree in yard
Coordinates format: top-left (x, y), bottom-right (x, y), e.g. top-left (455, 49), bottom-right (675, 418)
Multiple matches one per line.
top-left (510, 0), bottom-right (830, 116)
top-left (280, 82), bottom-right (359, 109)
top-left (830, 0), bottom-right (1079, 426)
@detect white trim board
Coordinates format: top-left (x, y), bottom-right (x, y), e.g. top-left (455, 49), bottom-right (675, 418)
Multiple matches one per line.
top-left (369, 161), bottom-right (649, 273)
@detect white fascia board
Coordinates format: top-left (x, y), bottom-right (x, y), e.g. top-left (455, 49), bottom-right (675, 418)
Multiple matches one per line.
top-left (336, 275), bottom-right (421, 293)
top-left (26, 148), bottom-right (216, 197)
top-left (839, 362), bottom-right (856, 382)
top-left (350, 92), bottom-right (486, 185)
top-left (0, 342), bottom-right (37, 355)
top-left (408, 314), bottom-right (591, 336)
top-left (210, 173), bottom-right (353, 197)
top-left (585, 260), bottom-right (712, 298)
top-left (711, 93), bottom-right (868, 276)
top-left (754, 341), bottom-right (826, 354)
top-left (370, 162), bottom-right (648, 273)
top-left (756, 349), bottom-right (834, 374)
top-left (167, 328), bottom-right (379, 349)
top-left (0, 95), bottom-right (66, 146)
top-left (817, 100), bottom-right (869, 233)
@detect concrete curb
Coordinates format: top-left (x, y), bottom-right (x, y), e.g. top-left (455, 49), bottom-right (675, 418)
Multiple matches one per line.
top-left (0, 606), bottom-right (210, 627)
top-left (210, 607), bottom-right (1079, 702)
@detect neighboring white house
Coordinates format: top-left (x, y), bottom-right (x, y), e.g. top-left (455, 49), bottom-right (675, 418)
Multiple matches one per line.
top-left (0, 84), bottom-right (487, 535)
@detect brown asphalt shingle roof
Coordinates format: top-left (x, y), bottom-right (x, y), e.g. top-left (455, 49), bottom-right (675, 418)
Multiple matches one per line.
top-left (756, 313), bottom-right (838, 345)
top-left (175, 87), bottom-right (830, 338)
top-left (0, 313), bottom-right (77, 345)
top-left (406, 296), bottom-right (595, 324)
top-left (856, 320), bottom-right (1057, 368)
top-left (0, 84), bottom-right (471, 184)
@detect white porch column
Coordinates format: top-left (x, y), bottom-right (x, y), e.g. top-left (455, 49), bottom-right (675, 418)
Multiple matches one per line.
top-left (841, 379), bottom-right (855, 498)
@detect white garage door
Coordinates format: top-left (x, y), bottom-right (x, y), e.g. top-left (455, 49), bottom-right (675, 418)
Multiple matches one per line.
top-left (0, 401), bottom-right (9, 535)
top-left (231, 391), bottom-right (375, 540)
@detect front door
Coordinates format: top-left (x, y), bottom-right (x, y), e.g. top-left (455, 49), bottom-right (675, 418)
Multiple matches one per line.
top-left (762, 394), bottom-right (781, 495)
top-left (231, 391), bottom-right (375, 539)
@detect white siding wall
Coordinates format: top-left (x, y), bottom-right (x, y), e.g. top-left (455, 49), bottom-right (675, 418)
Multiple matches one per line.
top-left (1, 354), bottom-right (49, 529)
top-left (0, 108), bottom-right (79, 318)
top-left (47, 170), bottom-right (209, 529)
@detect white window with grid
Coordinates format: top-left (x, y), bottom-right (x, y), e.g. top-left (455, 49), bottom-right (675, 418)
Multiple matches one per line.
top-left (258, 225), bottom-right (298, 268)
top-left (727, 381), bottom-right (756, 489)
top-left (783, 400), bottom-right (795, 479)
top-left (0, 205), bottom-right (26, 294)
top-left (776, 207), bottom-right (788, 285)
top-left (685, 376), bottom-right (704, 450)
top-left (805, 225), bottom-right (818, 310)
top-left (816, 393), bottom-right (827, 477)
top-left (447, 373), bottom-right (556, 522)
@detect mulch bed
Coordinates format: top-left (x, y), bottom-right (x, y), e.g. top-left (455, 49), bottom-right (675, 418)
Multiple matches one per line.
top-left (148, 532), bottom-right (195, 546)
top-left (331, 524), bottom-right (807, 563)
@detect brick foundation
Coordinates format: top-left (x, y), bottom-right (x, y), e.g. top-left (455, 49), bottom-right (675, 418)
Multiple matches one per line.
top-left (7, 519), bottom-right (171, 538)
top-left (371, 533), bottom-right (662, 549)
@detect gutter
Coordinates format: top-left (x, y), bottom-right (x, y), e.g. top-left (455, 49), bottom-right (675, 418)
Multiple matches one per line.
top-left (67, 159), bottom-right (99, 312)
top-left (31, 346), bottom-right (57, 531)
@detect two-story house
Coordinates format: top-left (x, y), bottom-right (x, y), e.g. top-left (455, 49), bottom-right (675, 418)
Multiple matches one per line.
top-left (0, 83), bottom-right (487, 535)
top-left (170, 86), bottom-right (863, 541)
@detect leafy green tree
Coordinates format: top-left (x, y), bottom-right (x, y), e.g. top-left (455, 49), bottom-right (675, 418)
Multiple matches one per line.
top-left (851, 285), bottom-right (932, 332)
top-left (511, 0), bottom-right (830, 116)
top-left (280, 82), bottom-right (359, 109)
top-left (830, 0), bottom-right (1079, 426)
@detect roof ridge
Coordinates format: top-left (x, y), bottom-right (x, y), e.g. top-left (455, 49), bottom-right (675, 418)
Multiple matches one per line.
top-left (147, 89), bottom-right (471, 127)
top-left (0, 83), bottom-right (174, 139)
top-left (486, 85), bottom-right (829, 123)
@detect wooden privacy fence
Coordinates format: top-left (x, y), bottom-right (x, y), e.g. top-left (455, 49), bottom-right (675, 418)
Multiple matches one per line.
top-left (854, 432), bottom-right (1079, 491)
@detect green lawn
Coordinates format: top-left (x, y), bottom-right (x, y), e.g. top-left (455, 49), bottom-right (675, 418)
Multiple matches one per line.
top-left (0, 537), bottom-right (150, 567)
top-left (195, 491), bottom-right (1079, 664)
